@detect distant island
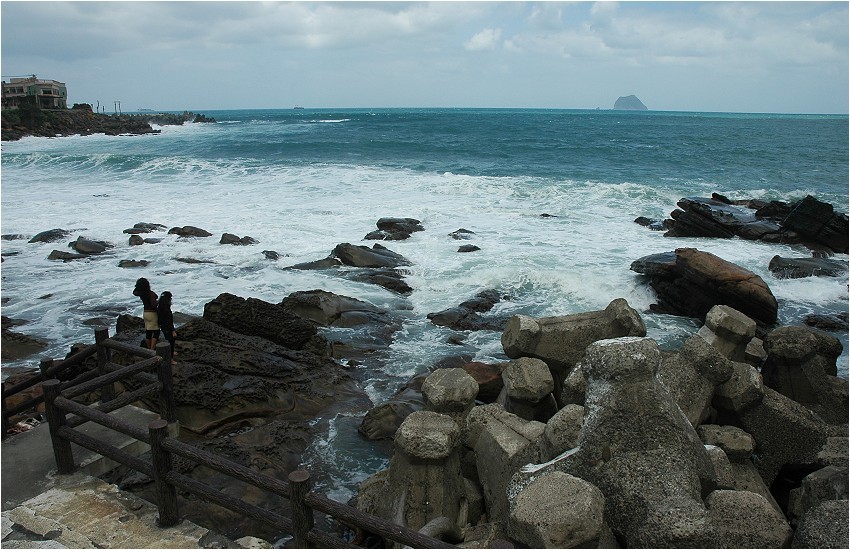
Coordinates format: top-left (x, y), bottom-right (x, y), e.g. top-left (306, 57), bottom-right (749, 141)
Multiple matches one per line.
top-left (613, 95), bottom-right (648, 111)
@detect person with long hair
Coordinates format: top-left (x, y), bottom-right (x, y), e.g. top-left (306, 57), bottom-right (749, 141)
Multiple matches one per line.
top-left (157, 290), bottom-right (177, 364)
top-left (133, 277), bottom-right (159, 349)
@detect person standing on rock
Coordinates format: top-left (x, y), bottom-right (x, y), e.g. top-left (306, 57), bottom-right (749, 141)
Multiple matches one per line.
top-left (157, 291), bottom-right (177, 364)
top-left (133, 277), bottom-right (159, 350)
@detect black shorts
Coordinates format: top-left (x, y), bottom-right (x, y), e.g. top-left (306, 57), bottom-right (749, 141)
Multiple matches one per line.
top-left (146, 329), bottom-right (160, 340)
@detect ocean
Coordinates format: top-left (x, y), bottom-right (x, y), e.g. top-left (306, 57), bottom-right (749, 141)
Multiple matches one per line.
top-left (1, 108), bottom-right (848, 501)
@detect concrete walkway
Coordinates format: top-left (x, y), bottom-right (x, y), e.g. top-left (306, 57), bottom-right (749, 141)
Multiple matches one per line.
top-left (1, 406), bottom-right (264, 549)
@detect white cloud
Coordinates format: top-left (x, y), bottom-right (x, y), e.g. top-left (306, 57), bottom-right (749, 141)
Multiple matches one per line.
top-left (464, 28), bottom-right (503, 51)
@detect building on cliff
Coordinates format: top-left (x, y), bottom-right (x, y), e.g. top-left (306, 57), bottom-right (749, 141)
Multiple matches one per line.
top-left (2, 75), bottom-right (67, 109)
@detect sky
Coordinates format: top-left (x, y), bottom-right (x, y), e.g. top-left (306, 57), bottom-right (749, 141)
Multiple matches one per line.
top-left (1, 1), bottom-right (848, 114)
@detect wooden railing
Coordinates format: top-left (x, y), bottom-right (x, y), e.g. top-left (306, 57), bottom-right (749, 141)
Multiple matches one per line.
top-left (21, 327), bottom-right (461, 548)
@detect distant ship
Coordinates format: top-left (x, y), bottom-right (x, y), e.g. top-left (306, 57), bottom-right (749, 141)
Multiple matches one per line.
top-left (293, 106), bottom-right (305, 110)
top-left (137, 108), bottom-right (155, 112)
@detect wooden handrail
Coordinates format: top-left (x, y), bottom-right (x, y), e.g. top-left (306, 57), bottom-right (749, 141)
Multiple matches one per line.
top-left (31, 327), bottom-right (463, 548)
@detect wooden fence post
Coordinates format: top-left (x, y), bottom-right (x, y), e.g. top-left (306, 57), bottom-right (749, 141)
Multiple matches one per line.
top-left (155, 343), bottom-right (176, 424)
top-left (1, 382), bottom-right (9, 437)
top-left (149, 419), bottom-right (180, 527)
top-left (43, 379), bottom-right (76, 474)
top-left (39, 357), bottom-right (54, 380)
top-left (95, 327), bottom-right (114, 402)
top-left (289, 469), bottom-right (314, 548)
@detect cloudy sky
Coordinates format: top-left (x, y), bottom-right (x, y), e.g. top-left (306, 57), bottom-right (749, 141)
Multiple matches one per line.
top-left (2, 1), bottom-right (847, 113)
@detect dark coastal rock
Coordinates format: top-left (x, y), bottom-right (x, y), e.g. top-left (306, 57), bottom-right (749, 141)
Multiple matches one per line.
top-left (117, 259), bottom-right (149, 268)
top-left (1, 317), bottom-right (48, 361)
top-left (458, 244), bottom-right (481, 253)
top-left (28, 228), bottom-right (72, 244)
top-left (364, 217), bottom-right (424, 241)
top-left (287, 257), bottom-right (342, 270)
top-left (332, 242), bottom-right (410, 268)
top-left (202, 293), bottom-right (324, 353)
top-left (220, 233), bottom-right (259, 246)
top-left (169, 226), bottom-right (213, 238)
top-left (805, 311), bottom-right (849, 332)
top-left (665, 197), bottom-right (788, 241)
top-left (656, 194), bottom-right (848, 253)
top-left (359, 373), bottom-right (428, 440)
top-left (461, 361), bottom-right (506, 404)
top-left (262, 250), bottom-right (281, 261)
top-left (631, 247), bottom-right (778, 325)
top-left (128, 235), bottom-right (144, 246)
top-left (349, 269), bottom-right (414, 295)
top-left (633, 216), bottom-right (671, 231)
top-left (427, 289), bottom-right (510, 332)
top-left (783, 195), bottom-right (849, 254)
top-left (70, 236), bottom-right (111, 254)
top-left (175, 257), bottom-right (216, 264)
top-left (768, 256), bottom-right (848, 279)
top-left (123, 222), bottom-right (167, 234)
top-left (449, 228), bottom-right (475, 240)
top-left (2, 234), bottom-right (27, 241)
top-left (279, 289), bottom-right (385, 327)
top-left (47, 250), bottom-right (87, 262)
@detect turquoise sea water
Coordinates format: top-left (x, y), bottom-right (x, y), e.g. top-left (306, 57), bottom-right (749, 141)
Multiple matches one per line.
top-left (2, 108), bottom-right (848, 500)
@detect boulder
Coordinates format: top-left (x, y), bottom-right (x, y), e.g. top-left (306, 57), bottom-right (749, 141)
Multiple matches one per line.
top-left (664, 197), bottom-right (787, 241)
top-left (70, 236), bottom-right (110, 254)
top-left (28, 228), bottom-right (71, 243)
top-left (768, 255), bottom-right (848, 279)
top-left (631, 247), bottom-right (778, 325)
top-left (123, 222), bottom-right (166, 234)
top-left (279, 289), bottom-right (385, 327)
top-left (449, 228), bottom-right (475, 240)
top-left (787, 465), bottom-right (849, 527)
top-left (427, 289), bottom-right (509, 332)
top-left (791, 499), bottom-right (850, 548)
top-left (761, 325), bottom-right (847, 424)
top-left (501, 298), bottom-right (645, 405)
top-left (128, 235), bottom-right (144, 246)
top-left (202, 293), bottom-right (324, 353)
top-left (465, 404), bottom-right (546, 524)
top-left (705, 490), bottom-right (793, 548)
top-left (460, 361), bottom-right (505, 404)
top-left (359, 374), bottom-right (427, 440)
top-left (47, 250), bottom-right (87, 262)
top-left (805, 311), bottom-right (849, 332)
top-left (542, 404), bottom-right (584, 460)
top-left (457, 245), bottom-right (480, 253)
top-left (696, 304), bottom-right (757, 362)
top-left (550, 337), bottom-right (717, 547)
top-left (716, 386), bottom-right (832, 488)
top-left (220, 233), bottom-right (259, 246)
top-left (497, 357), bottom-right (558, 423)
top-left (422, 368), bottom-right (480, 427)
top-left (168, 226), bottom-right (213, 238)
top-left (363, 217), bottom-right (424, 241)
top-left (507, 471), bottom-right (609, 549)
top-left (782, 195), bottom-right (849, 254)
top-left (117, 260), bottom-right (149, 268)
top-left (332, 242), bottom-right (410, 268)
top-left (658, 332), bottom-right (735, 427)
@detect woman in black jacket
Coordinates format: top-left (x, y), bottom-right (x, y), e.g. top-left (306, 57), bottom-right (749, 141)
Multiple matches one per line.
top-left (157, 291), bottom-right (177, 364)
top-left (133, 278), bottom-right (159, 350)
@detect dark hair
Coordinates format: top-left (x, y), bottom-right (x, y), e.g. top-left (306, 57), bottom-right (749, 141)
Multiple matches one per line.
top-left (160, 291), bottom-right (172, 306)
top-left (133, 277), bottom-right (150, 296)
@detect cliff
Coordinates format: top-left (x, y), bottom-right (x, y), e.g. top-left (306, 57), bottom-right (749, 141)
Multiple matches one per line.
top-left (0, 106), bottom-right (215, 141)
top-left (613, 95), bottom-right (648, 110)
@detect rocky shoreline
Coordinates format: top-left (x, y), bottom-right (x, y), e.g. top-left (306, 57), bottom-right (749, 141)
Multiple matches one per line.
top-left (2, 197), bottom-right (848, 546)
top-left (0, 105), bottom-right (215, 141)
